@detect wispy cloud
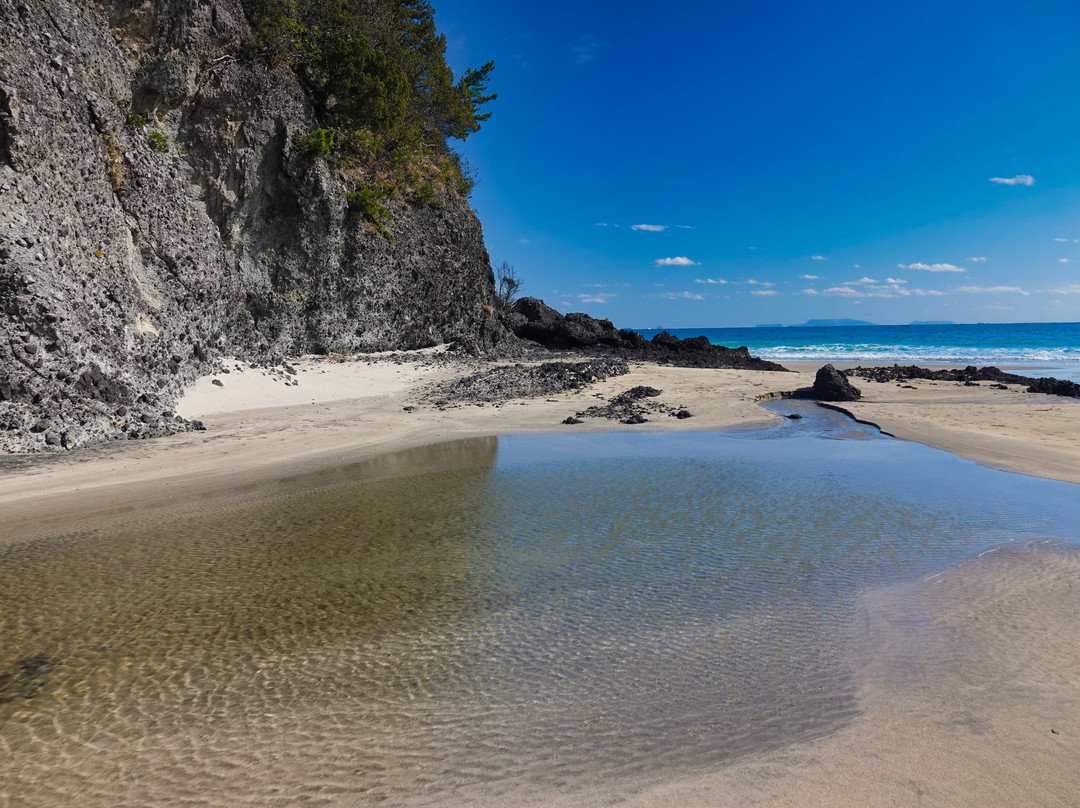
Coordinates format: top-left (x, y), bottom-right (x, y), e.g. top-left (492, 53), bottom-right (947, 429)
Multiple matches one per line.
top-left (677, 225), bottom-right (693, 230)
top-left (898, 262), bottom-right (965, 273)
top-left (803, 283), bottom-right (942, 299)
top-left (594, 222), bottom-right (609, 227)
top-left (695, 277), bottom-right (727, 284)
top-left (660, 291), bottom-right (705, 301)
top-left (967, 257), bottom-right (987, 262)
top-left (1054, 238), bottom-right (1069, 242)
top-left (654, 256), bottom-right (698, 267)
top-left (750, 289), bottom-right (777, 297)
top-left (1060, 258), bottom-right (1070, 263)
top-left (1041, 284), bottom-right (1080, 295)
top-left (572, 34), bottom-right (602, 64)
top-left (989, 174), bottom-right (1035, 186)
top-left (578, 292), bottom-right (616, 304)
top-left (811, 255), bottom-right (827, 261)
top-left (744, 279), bottom-right (774, 286)
top-left (804, 286), bottom-right (861, 297)
top-left (632, 224), bottom-right (667, 232)
top-left (799, 274), bottom-right (821, 280)
top-left (884, 277), bottom-right (907, 284)
top-left (956, 285), bottom-right (1029, 295)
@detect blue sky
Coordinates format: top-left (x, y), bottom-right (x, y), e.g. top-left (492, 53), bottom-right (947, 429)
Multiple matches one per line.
top-left (436, 0), bottom-right (1080, 327)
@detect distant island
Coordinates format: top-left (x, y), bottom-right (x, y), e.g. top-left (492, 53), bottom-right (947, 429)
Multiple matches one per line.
top-left (790, 319), bottom-right (876, 328)
top-left (908, 320), bottom-right (956, 325)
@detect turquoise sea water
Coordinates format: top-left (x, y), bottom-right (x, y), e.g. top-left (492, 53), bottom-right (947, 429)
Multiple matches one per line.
top-left (639, 321), bottom-right (1080, 380)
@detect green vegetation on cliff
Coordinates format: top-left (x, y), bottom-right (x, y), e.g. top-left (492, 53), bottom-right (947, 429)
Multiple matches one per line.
top-left (243, 0), bottom-right (494, 204)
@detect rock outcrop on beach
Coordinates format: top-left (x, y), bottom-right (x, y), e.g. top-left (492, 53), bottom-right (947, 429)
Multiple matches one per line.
top-left (0, 0), bottom-right (505, 452)
top-left (810, 364), bottom-right (862, 401)
top-left (845, 365), bottom-right (1080, 399)
top-left (426, 358), bottom-right (629, 405)
top-left (782, 363), bottom-right (862, 402)
top-left (504, 297), bottom-right (788, 371)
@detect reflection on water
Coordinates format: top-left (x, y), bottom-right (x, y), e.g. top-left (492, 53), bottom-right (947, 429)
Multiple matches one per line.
top-left (2, 415), bottom-right (1079, 806)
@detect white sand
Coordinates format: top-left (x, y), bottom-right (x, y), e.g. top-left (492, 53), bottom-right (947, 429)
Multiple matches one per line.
top-left (3, 353), bottom-right (1080, 806)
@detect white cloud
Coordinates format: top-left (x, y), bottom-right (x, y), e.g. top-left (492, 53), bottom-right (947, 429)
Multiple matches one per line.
top-left (750, 289), bottom-right (777, 296)
top-left (660, 291), bottom-right (706, 301)
top-left (632, 224), bottom-right (667, 232)
top-left (799, 274), bottom-right (821, 280)
top-left (884, 277), bottom-right (907, 284)
top-left (748, 246), bottom-right (757, 250)
top-left (578, 292), bottom-right (616, 304)
top-left (677, 225), bottom-right (693, 229)
top-left (895, 287), bottom-right (945, 297)
top-left (694, 277), bottom-right (727, 284)
top-left (857, 276), bottom-right (878, 284)
top-left (989, 174), bottom-right (1035, 186)
top-left (654, 256), bottom-right (698, 266)
top-left (1040, 284), bottom-right (1080, 295)
top-left (1054, 238), bottom-right (1069, 242)
top-left (967, 257), bottom-right (987, 262)
top-left (1060, 258), bottom-right (1070, 263)
top-left (811, 255), bottom-right (827, 261)
top-left (745, 279), bottom-right (774, 286)
top-left (594, 222), bottom-right (608, 227)
top-left (815, 286), bottom-right (862, 297)
top-left (898, 262), bottom-right (965, 273)
top-left (956, 285), bottom-right (1029, 295)
top-left (804, 282), bottom-right (943, 299)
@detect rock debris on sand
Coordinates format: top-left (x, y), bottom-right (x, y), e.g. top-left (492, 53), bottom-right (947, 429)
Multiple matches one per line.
top-left (425, 359), bottom-right (629, 406)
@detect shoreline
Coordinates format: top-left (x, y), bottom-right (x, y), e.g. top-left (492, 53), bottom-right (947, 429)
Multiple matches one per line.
top-left (2, 353), bottom-right (1079, 807)
top-left (2, 353), bottom-right (1079, 545)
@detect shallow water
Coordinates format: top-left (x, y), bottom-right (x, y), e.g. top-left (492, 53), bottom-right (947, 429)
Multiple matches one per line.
top-left (2, 408), bottom-right (1080, 807)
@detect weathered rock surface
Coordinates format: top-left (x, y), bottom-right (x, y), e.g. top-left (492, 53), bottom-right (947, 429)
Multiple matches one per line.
top-left (505, 298), bottom-right (788, 371)
top-left (810, 364), bottom-right (862, 401)
top-left (0, 0), bottom-right (504, 451)
top-left (426, 358), bottom-right (629, 404)
top-left (845, 365), bottom-right (1080, 399)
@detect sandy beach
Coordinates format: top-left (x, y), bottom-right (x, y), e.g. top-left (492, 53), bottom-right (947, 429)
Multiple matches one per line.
top-left (2, 352), bottom-right (1079, 807)
top-left (3, 353), bottom-right (1079, 546)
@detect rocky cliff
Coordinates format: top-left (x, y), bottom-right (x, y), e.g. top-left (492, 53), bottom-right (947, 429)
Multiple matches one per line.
top-left (0, 0), bottom-right (502, 451)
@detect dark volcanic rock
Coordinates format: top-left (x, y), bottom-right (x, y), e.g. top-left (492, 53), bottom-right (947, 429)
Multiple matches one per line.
top-left (505, 298), bottom-right (787, 371)
top-left (562, 416), bottom-right (583, 425)
top-left (623, 414), bottom-right (648, 424)
top-left (427, 359), bottom-right (629, 404)
top-left (845, 365), bottom-right (1080, 399)
top-left (810, 365), bottom-right (862, 401)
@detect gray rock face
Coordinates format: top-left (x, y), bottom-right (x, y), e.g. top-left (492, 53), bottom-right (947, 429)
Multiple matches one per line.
top-left (0, 0), bottom-right (501, 452)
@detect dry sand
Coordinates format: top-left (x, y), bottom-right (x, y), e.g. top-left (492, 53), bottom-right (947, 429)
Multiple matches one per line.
top-left (3, 353), bottom-right (1079, 546)
top-left (2, 351), bottom-right (1080, 807)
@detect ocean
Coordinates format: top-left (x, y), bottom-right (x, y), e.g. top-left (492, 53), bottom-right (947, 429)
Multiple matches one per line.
top-left (638, 321), bottom-right (1080, 381)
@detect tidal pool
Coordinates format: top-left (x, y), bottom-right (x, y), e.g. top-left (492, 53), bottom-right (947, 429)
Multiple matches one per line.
top-left (2, 405), bottom-right (1079, 807)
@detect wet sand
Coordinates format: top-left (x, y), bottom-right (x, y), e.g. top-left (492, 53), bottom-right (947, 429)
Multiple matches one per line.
top-left (3, 353), bottom-right (1079, 546)
top-left (2, 352), bottom-right (1080, 807)
top-left (596, 543), bottom-right (1080, 808)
